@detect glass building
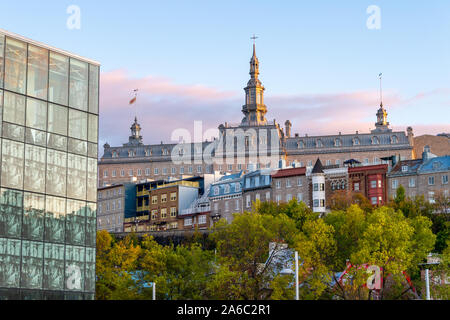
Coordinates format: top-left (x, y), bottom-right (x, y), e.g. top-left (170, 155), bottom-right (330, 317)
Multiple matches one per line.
top-left (0, 29), bottom-right (99, 300)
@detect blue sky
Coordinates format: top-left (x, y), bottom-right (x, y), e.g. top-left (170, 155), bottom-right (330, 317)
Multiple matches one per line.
top-left (1, 1), bottom-right (449, 145)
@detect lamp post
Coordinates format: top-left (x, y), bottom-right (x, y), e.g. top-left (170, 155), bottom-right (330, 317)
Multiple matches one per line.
top-left (419, 254), bottom-right (440, 300)
top-left (280, 251), bottom-right (299, 300)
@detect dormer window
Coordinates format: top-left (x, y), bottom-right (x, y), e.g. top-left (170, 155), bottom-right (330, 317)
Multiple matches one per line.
top-left (353, 138), bottom-right (360, 146)
top-left (162, 149), bottom-right (169, 156)
top-left (297, 141), bottom-right (305, 149)
top-left (128, 150), bottom-right (135, 157)
top-left (402, 165), bottom-right (408, 173)
top-left (112, 151), bottom-right (118, 158)
top-left (224, 185), bottom-right (230, 194)
top-left (432, 162), bottom-right (441, 170)
top-left (372, 136), bottom-right (380, 145)
top-left (334, 139), bottom-right (342, 147)
top-left (145, 149), bottom-right (150, 156)
top-left (316, 139), bottom-right (323, 148)
top-left (214, 187), bottom-right (219, 196)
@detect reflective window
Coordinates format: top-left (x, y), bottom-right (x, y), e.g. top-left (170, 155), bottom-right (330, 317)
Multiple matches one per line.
top-left (47, 133), bottom-right (67, 152)
top-left (43, 243), bottom-right (65, 290)
top-left (0, 189), bottom-right (23, 239)
top-left (67, 154), bottom-right (87, 200)
top-left (49, 52), bottom-right (69, 105)
top-left (4, 37), bottom-right (27, 94)
top-left (66, 199), bottom-right (86, 246)
top-left (27, 45), bottom-right (48, 99)
top-left (85, 203), bottom-right (96, 247)
top-left (1, 140), bottom-right (24, 189)
top-left (87, 143), bottom-right (97, 158)
top-left (48, 103), bottom-right (68, 136)
top-left (88, 64), bottom-right (99, 114)
top-left (3, 91), bottom-right (25, 125)
top-left (68, 109), bottom-right (87, 141)
top-left (88, 114), bottom-right (98, 143)
top-left (69, 59), bottom-right (88, 111)
top-left (2, 122), bottom-right (25, 142)
top-left (68, 138), bottom-right (87, 155)
top-left (46, 149), bottom-right (67, 197)
top-left (24, 144), bottom-right (46, 193)
top-left (22, 192), bottom-right (45, 241)
top-left (0, 34), bottom-right (4, 88)
top-left (87, 158), bottom-right (97, 202)
top-left (85, 247), bottom-right (96, 292)
top-left (21, 241), bottom-right (44, 289)
top-left (44, 196), bottom-right (66, 244)
top-left (26, 98), bottom-right (47, 131)
top-left (0, 238), bottom-right (21, 288)
top-left (26, 128), bottom-right (47, 147)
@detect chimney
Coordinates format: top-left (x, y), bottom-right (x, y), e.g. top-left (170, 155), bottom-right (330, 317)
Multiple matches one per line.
top-left (285, 120), bottom-right (292, 138)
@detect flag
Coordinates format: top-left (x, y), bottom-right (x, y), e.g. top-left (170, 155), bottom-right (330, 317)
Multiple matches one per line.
top-left (129, 96), bottom-right (136, 105)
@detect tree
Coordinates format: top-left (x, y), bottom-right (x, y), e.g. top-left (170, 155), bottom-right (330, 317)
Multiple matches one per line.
top-left (207, 210), bottom-right (298, 300)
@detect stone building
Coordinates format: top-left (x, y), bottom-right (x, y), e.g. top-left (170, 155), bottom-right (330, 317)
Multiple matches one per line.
top-left (271, 166), bottom-right (308, 205)
top-left (209, 171), bottom-right (244, 223)
top-left (242, 168), bottom-right (273, 211)
top-left (388, 147), bottom-right (450, 203)
top-left (98, 44), bottom-right (415, 188)
top-left (97, 183), bottom-right (136, 233)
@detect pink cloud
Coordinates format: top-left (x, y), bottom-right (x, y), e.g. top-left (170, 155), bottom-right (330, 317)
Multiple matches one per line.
top-left (98, 70), bottom-right (450, 149)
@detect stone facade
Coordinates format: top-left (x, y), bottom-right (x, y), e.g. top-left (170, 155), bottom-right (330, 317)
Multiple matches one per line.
top-left (271, 167), bottom-right (309, 205)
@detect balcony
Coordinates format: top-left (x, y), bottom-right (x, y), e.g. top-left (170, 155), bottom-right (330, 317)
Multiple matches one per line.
top-left (180, 204), bottom-right (211, 216)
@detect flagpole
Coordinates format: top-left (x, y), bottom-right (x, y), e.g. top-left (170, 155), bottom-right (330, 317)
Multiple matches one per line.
top-left (379, 73), bottom-right (383, 105)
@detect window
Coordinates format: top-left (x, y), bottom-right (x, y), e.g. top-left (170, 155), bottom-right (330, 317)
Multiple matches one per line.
top-left (326, 160), bottom-right (331, 166)
top-left (428, 192), bottom-right (435, 204)
top-left (314, 183), bottom-right (319, 192)
top-left (428, 176), bottom-right (435, 186)
top-left (297, 193), bottom-right (303, 202)
top-left (370, 181), bottom-right (377, 189)
top-left (103, 170), bottom-right (108, 178)
top-left (235, 183), bottom-right (241, 192)
top-left (237, 164), bottom-right (242, 170)
top-left (336, 159), bottom-right (341, 166)
top-left (137, 169), bottom-right (142, 176)
top-left (276, 194), bottom-right (281, 204)
top-left (5, 38), bottom-right (27, 94)
top-left (4, 91), bottom-right (26, 125)
top-left (313, 199), bottom-right (319, 207)
top-left (320, 183), bottom-right (325, 191)
top-left (214, 187), bottom-right (219, 196)
top-left (152, 196), bottom-right (158, 204)
top-left (227, 164), bottom-right (233, 172)
top-left (154, 168), bottom-right (159, 175)
top-left (286, 179), bottom-right (291, 188)
top-left (118, 200), bottom-right (122, 209)
top-left (170, 207), bottom-right (177, 217)
top-left (197, 166), bottom-right (202, 173)
top-left (118, 188), bottom-right (122, 195)
top-left (170, 192), bottom-right (177, 201)
top-left (161, 194), bottom-right (167, 203)
top-left (297, 178), bottom-right (303, 186)
top-left (129, 169), bottom-right (133, 177)
top-left (163, 168), bottom-right (168, 175)
top-left (402, 166), bottom-right (408, 173)
top-left (69, 58), bottom-right (89, 111)
top-left (371, 197), bottom-right (378, 205)
top-left (161, 208), bottom-right (167, 219)
top-left (224, 185), bottom-right (230, 194)
top-left (26, 97), bottom-right (47, 131)
top-left (68, 109), bottom-right (87, 140)
top-left (225, 201), bottom-right (229, 212)
top-left (442, 175), bottom-right (448, 185)
top-left (121, 169), bottom-right (125, 177)
top-left (151, 210), bottom-right (158, 220)
top-left (265, 192), bottom-right (270, 201)
top-left (171, 167), bottom-right (176, 175)
top-left (353, 138), bottom-right (360, 146)
top-left (188, 166), bottom-right (193, 174)
top-left (364, 158), bottom-right (369, 165)
top-left (372, 136), bottom-right (379, 145)
top-left (276, 181), bottom-right (281, 189)
top-left (307, 160), bottom-right (312, 167)
top-left (112, 170), bottom-right (116, 177)
top-left (198, 215), bottom-right (207, 225)
top-left (246, 195), bottom-right (251, 208)
top-left (145, 168), bottom-right (150, 176)
top-left (255, 194), bottom-right (260, 201)
top-left (254, 176), bottom-right (260, 187)
top-left (184, 218), bottom-right (192, 226)
top-left (180, 167), bottom-right (184, 174)
top-left (286, 194), bottom-right (292, 202)
top-left (378, 180), bottom-right (382, 188)
top-left (392, 180), bottom-right (398, 189)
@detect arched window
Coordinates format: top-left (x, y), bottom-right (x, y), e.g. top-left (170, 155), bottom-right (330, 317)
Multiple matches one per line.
top-left (391, 135), bottom-right (398, 144)
top-left (372, 136), bottom-right (380, 145)
top-left (353, 138), bottom-right (360, 146)
top-left (335, 139), bottom-right (342, 147)
top-left (316, 139), bottom-right (323, 148)
top-left (297, 141), bottom-right (305, 149)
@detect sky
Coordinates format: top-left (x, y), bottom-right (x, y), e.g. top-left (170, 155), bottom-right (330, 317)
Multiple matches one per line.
top-left (1, 0), bottom-right (450, 147)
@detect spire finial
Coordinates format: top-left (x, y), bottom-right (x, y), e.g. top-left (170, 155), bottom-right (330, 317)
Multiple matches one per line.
top-left (379, 73), bottom-right (383, 107)
top-left (251, 34), bottom-right (258, 56)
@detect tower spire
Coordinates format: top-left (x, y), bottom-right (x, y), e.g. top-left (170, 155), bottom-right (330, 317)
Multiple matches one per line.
top-left (372, 73), bottom-right (392, 133)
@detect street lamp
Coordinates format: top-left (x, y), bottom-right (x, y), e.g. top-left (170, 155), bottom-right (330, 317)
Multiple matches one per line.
top-left (148, 282), bottom-right (156, 300)
top-left (280, 251), bottom-right (299, 300)
top-left (418, 254), bottom-right (440, 300)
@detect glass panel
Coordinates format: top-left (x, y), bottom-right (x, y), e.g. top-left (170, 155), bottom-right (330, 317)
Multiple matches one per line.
top-left (68, 137), bottom-right (87, 155)
top-left (65, 245), bottom-right (85, 291)
top-left (24, 144), bottom-right (46, 193)
top-left (0, 90), bottom-right (3, 132)
top-left (85, 203), bottom-right (96, 247)
top-left (1, 140), bottom-right (24, 189)
top-left (88, 64), bottom-right (99, 114)
top-left (0, 34), bottom-right (4, 88)
top-left (27, 45), bottom-right (48, 99)
top-left (3, 91), bottom-right (25, 125)
top-left (87, 158), bottom-right (97, 202)
top-left (46, 149), bottom-right (67, 197)
top-left (87, 142), bottom-right (97, 158)
top-left (26, 98), bottom-right (47, 131)
top-left (0, 189), bottom-right (23, 238)
top-left (48, 103), bottom-right (67, 136)
top-left (21, 241), bottom-right (44, 289)
top-left (22, 192), bottom-right (45, 241)
top-left (44, 196), bottom-right (66, 243)
top-left (67, 154), bottom-right (86, 200)
top-left (88, 114), bottom-right (98, 143)
top-left (49, 52), bottom-right (69, 105)
top-left (47, 133), bottom-right (67, 152)
top-left (2, 123), bottom-right (25, 142)
top-left (25, 128), bottom-right (47, 147)
top-left (43, 243), bottom-right (65, 290)
top-left (68, 109), bottom-right (87, 140)
top-left (0, 238), bottom-right (21, 288)
top-left (69, 59), bottom-right (88, 111)
top-left (66, 199), bottom-right (86, 246)
top-left (4, 37), bottom-right (27, 94)
top-left (85, 247), bottom-right (96, 292)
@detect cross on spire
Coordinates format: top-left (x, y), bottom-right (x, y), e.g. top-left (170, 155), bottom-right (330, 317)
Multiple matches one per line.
top-left (251, 34), bottom-right (258, 44)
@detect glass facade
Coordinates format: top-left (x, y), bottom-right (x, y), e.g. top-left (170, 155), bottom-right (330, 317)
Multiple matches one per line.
top-left (0, 31), bottom-right (99, 300)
